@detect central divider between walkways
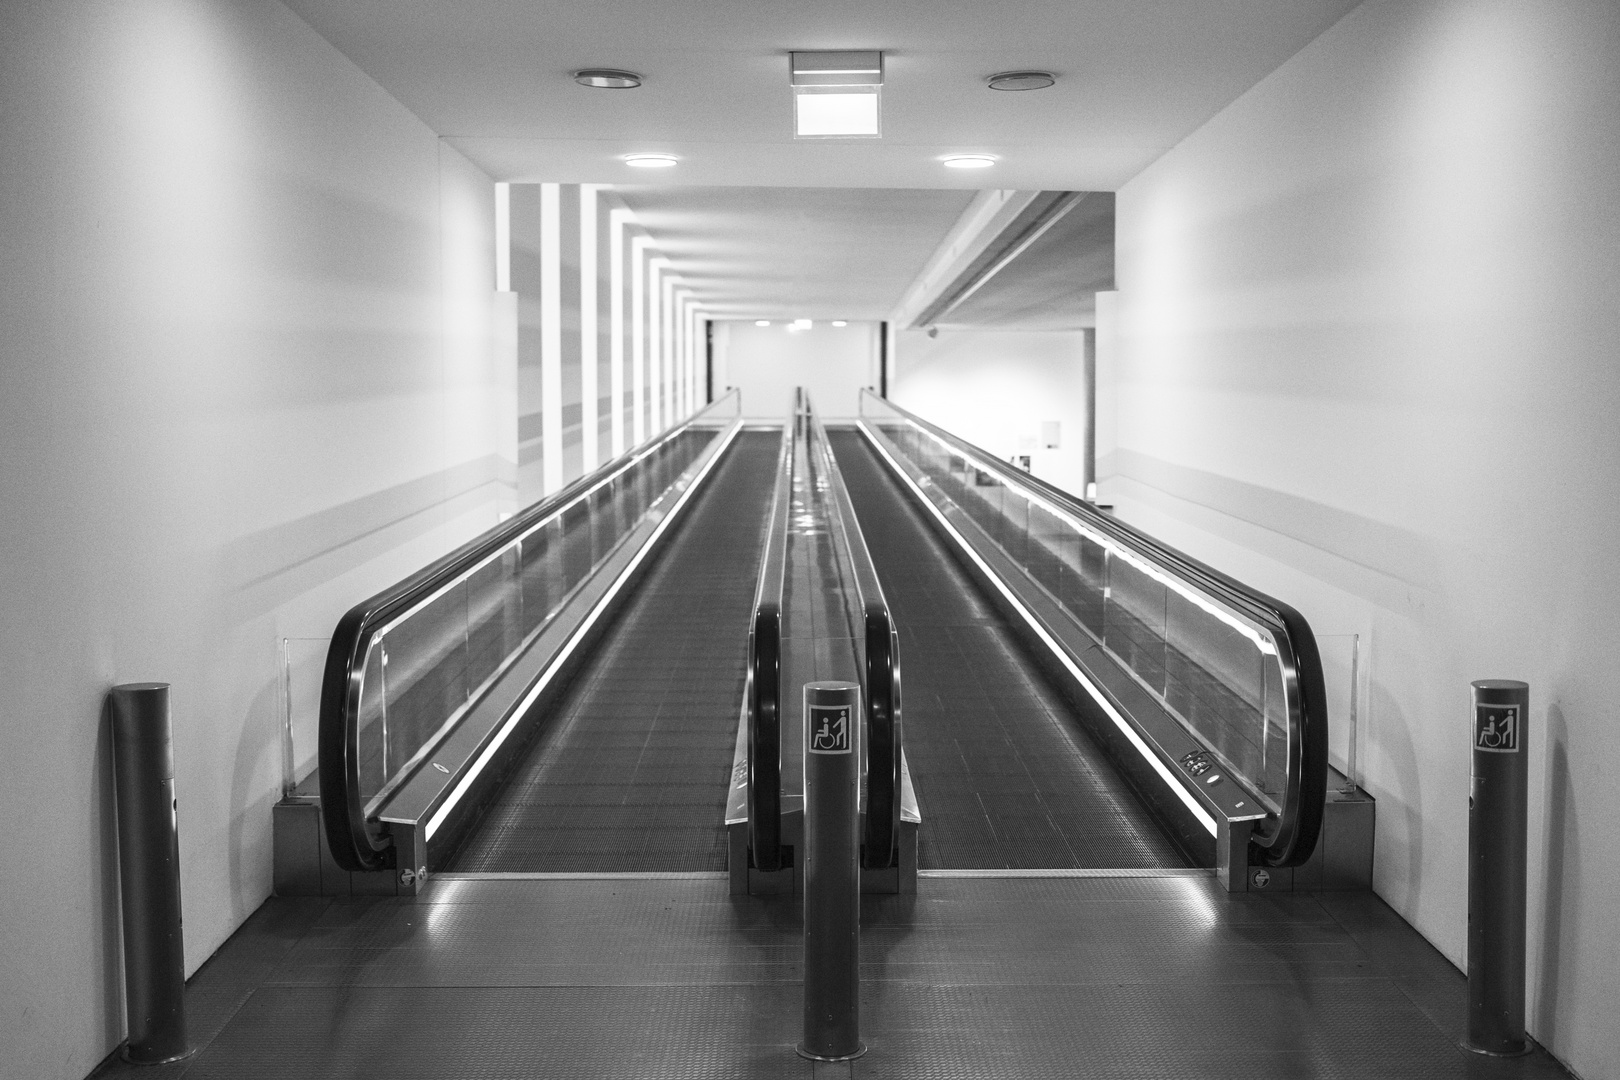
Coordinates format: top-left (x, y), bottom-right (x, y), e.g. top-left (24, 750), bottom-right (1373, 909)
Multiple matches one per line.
top-left (727, 388), bottom-right (917, 897)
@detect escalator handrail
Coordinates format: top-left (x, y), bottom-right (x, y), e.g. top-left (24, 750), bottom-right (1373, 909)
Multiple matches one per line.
top-left (859, 389), bottom-right (1324, 868)
top-left (803, 398), bottom-right (903, 870)
top-left (319, 391), bottom-right (740, 873)
top-left (745, 408), bottom-right (794, 872)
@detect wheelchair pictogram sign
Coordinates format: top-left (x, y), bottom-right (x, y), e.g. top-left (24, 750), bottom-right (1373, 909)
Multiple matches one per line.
top-left (1475, 704), bottom-right (1520, 753)
top-left (808, 705), bottom-right (853, 754)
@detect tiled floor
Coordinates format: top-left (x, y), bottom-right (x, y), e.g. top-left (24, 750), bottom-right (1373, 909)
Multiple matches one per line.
top-left (89, 874), bottom-right (1571, 1079)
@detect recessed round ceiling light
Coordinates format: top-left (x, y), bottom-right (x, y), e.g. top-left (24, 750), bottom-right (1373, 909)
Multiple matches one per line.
top-left (574, 68), bottom-right (642, 89)
top-left (941, 154), bottom-right (997, 169)
top-left (755, 320), bottom-right (771, 326)
top-left (832, 320), bottom-right (848, 327)
top-left (622, 153), bottom-right (679, 168)
top-left (986, 70), bottom-right (1056, 92)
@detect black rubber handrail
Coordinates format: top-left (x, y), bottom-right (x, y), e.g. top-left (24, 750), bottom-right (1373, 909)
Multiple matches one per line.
top-left (805, 398), bottom-right (903, 870)
top-left (745, 412), bottom-right (794, 872)
top-left (861, 390), bottom-right (1324, 868)
top-left (319, 393), bottom-right (739, 873)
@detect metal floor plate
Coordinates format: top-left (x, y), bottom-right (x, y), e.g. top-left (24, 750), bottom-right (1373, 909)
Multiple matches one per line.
top-left (444, 431), bottom-right (779, 873)
top-left (829, 431), bottom-right (1186, 870)
top-left (89, 877), bottom-right (1572, 1080)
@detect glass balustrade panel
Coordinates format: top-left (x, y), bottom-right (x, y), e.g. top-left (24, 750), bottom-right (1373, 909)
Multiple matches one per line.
top-left (857, 393), bottom-right (1297, 818)
top-left (519, 519), bottom-right (560, 635)
top-left (1260, 657), bottom-right (1290, 798)
top-left (464, 547), bottom-right (524, 694)
top-left (355, 643), bottom-right (388, 806)
top-left (376, 580), bottom-right (471, 783)
top-left (1068, 533), bottom-right (1108, 639)
top-left (1103, 554), bottom-right (1170, 696)
top-left (1162, 590), bottom-right (1281, 811)
top-left (1025, 501), bottom-right (1068, 601)
top-left (280, 637), bottom-right (330, 798)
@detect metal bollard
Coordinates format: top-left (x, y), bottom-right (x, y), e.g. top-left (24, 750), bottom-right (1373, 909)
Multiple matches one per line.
top-left (798, 682), bottom-right (866, 1062)
top-left (1464, 679), bottom-right (1530, 1057)
top-left (108, 683), bottom-right (192, 1064)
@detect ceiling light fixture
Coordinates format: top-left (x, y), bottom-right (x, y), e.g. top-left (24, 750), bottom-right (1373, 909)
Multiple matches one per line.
top-left (574, 68), bottom-right (643, 89)
top-left (941, 154), bottom-right (997, 169)
top-left (791, 51), bottom-right (883, 139)
top-left (622, 153), bottom-right (678, 168)
top-left (832, 321), bottom-right (848, 327)
top-left (789, 318), bottom-right (812, 331)
top-left (755, 320), bottom-right (771, 326)
top-left (986, 70), bottom-right (1055, 91)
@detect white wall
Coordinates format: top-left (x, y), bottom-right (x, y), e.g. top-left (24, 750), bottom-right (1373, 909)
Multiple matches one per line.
top-left (716, 321), bottom-right (879, 419)
top-left (1108, 1), bottom-right (1620, 1075)
top-left (0, 2), bottom-right (508, 1077)
top-left (892, 329), bottom-right (1090, 495)
top-left (510, 185), bottom-right (706, 504)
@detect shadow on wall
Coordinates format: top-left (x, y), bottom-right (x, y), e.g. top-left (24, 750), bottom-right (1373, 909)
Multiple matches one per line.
top-left (228, 671), bottom-right (282, 927)
top-left (1535, 703), bottom-right (1576, 1044)
top-left (217, 459), bottom-right (511, 627)
top-left (1368, 679), bottom-right (1423, 916)
top-left (1107, 450), bottom-right (1443, 622)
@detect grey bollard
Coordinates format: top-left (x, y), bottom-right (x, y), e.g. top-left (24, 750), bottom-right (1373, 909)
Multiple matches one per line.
top-left (1464, 680), bottom-right (1531, 1057)
top-left (108, 683), bottom-right (192, 1064)
top-left (798, 682), bottom-right (866, 1062)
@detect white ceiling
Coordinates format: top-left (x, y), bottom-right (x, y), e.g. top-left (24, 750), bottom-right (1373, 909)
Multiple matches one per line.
top-left (938, 193), bottom-right (1116, 331)
top-left (282, 0), bottom-right (1361, 321)
top-left (616, 187), bottom-right (975, 321)
top-left (283, 0), bottom-right (1362, 190)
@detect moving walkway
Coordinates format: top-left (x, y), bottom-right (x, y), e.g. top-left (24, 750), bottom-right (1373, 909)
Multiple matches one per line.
top-left (840, 392), bottom-right (1353, 887)
top-left (276, 387), bottom-right (1358, 898)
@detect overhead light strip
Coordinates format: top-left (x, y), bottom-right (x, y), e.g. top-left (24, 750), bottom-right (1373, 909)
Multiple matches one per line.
top-left (791, 50), bottom-right (883, 138)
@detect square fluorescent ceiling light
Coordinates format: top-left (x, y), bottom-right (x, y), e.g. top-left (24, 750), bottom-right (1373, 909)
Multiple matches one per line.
top-left (791, 51), bottom-right (882, 139)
